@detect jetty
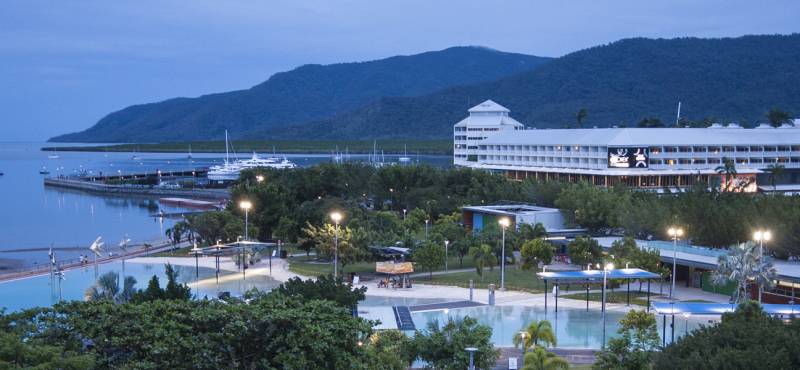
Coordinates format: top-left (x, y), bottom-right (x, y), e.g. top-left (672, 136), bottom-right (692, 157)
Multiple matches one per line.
top-left (44, 177), bottom-right (229, 200)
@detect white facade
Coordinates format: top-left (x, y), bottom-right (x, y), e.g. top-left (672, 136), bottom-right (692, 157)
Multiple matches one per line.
top-left (453, 100), bottom-right (524, 166)
top-left (454, 101), bottom-right (800, 190)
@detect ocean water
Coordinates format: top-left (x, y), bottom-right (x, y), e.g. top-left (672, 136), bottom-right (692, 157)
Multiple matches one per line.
top-left (0, 142), bottom-right (451, 267)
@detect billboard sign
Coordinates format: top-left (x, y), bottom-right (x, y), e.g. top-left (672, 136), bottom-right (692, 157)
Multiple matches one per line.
top-left (608, 147), bottom-right (649, 168)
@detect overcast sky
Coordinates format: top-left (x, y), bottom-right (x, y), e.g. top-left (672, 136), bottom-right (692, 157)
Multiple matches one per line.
top-left (2, 0), bottom-right (798, 141)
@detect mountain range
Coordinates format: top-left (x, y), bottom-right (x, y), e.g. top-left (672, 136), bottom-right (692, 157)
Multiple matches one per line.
top-left (51, 34), bottom-right (800, 142)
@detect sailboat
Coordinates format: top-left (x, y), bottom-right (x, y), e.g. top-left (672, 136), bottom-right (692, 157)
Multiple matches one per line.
top-left (187, 144), bottom-right (193, 160)
top-left (39, 166), bottom-right (50, 175)
top-left (48, 147), bottom-right (60, 159)
top-left (208, 130), bottom-right (240, 181)
top-left (398, 144), bottom-right (411, 163)
top-left (131, 146), bottom-right (141, 160)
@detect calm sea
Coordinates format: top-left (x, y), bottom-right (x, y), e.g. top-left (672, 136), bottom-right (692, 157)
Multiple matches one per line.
top-left (0, 142), bottom-right (451, 267)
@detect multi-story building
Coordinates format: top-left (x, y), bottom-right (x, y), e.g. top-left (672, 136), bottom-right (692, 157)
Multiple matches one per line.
top-left (455, 100), bottom-right (800, 192)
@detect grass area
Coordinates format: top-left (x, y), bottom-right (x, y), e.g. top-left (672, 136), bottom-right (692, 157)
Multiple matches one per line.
top-left (560, 291), bottom-right (658, 307)
top-left (42, 140), bottom-right (453, 155)
top-left (570, 365), bottom-right (593, 370)
top-left (152, 245), bottom-right (193, 257)
top-left (421, 267), bottom-right (546, 293)
top-left (288, 255), bottom-right (479, 277)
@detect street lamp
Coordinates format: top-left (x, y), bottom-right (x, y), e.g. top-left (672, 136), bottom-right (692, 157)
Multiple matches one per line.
top-left (465, 347), bottom-right (478, 370)
top-left (330, 211), bottom-right (343, 279)
top-left (425, 219), bottom-right (430, 239)
top-left (255, 175), bottom-right (264, 183)
top-left (444, 239), bottom-right (450, 273)
top-left (602, 262), bottom-right (614, 349)
top-left (518, 331), bottom-right (529, 353)
top-left (753, 229), bottom-right (772, 303)
top-left (682, 312), bottom-right (691, 336)
top-left (498, 218), bottom-right (510, 291)
top-left (667, 227), bottom-right (684, 299)
top-left (239, 200), bottom-right (252, 240)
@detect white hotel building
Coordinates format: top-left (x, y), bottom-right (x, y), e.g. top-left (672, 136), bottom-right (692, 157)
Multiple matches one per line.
top-left (454, 100), bottom-right (800, 191)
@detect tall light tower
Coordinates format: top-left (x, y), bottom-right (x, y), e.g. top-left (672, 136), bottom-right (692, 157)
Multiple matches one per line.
top-left (330, 211), bottom-right (343, 279)
top-left (753, 229), bottom-right (772, 303)
top-left (239, 200), bottom-right (252, 240)
top-left (498, 217), bottom-right (510, 291)
top-left (667, 226), bottom-right (684, 299)
top-left (444, 239), bottom-right (450, 273)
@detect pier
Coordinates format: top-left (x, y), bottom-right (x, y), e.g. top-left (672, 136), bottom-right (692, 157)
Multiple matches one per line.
top-left (77, 168), bottom-right (208, 182)
top-left (44, 177), bottom-right (229, 200)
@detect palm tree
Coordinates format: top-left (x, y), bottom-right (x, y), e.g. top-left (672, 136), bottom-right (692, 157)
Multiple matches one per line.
top-left (714, 157), bottom-right (737, 191)
top-left (765, 163), bottom-right (785, 192)
top-left (575, 108), bottom-right (588, 128)
top-left (513, 320), bottom-right (557, 351)
top-left (85, 271), bottom-right (138, 303)
top-left (520, 346), bottom-right (569, 370)
top-left (711, 242), bottom-right (777, 303)
top-left (469, 244), bottom-right (497, 281)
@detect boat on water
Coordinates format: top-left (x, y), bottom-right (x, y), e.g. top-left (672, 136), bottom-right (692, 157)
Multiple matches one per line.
top-left (398, 144), bottom-right (411, 163)
top-left (47, 148), bottom-right (60, 159)
top-left (208, 131), bottom-right (297, 181)
top-left (39, 166), bottom-right (50, 175)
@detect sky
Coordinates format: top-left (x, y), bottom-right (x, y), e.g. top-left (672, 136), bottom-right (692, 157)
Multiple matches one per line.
top-left (1, 0), bottom-right (798, 141)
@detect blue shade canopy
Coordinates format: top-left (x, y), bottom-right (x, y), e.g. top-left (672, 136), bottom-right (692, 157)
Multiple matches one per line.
top-left (652, 302), bottom-right (800, 316)
top-left (536, 268), bottom-right (661, 280)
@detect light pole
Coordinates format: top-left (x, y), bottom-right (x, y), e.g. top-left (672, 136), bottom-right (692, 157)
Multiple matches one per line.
top-left (465, 347), bottom-right (478, 370)
top-left (239, 200), bottom-right (252, 240)
top-left (667, 227), bottom-right (684, 300)
top-left (402, 208), bottom-right (407, 221)
top-left (682, 312), bottom-right (691, 336)
top-left (753, 229), bottom-right (772, 303)
top-left (498, 218), bottom-right (510, 291)
top-left (330, 211), bottom-right (342, 279)
top-left (444, 239), bottom-right (449, 273)
top-left (425, 219), bottom-right (429, 240)
top-left (602, 262), bottom-right (614, 349)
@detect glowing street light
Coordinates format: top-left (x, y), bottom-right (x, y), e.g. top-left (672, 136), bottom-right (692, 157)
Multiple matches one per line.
top-left (444, 239), bottom-right (450, 273)
top-left (498, 217), bottom-right (511, 291)
top-left (330, 211), bottom-right (343, 279)
top-left (753, 229), bottom-right (772, 303)
top-left (602, 262), bottom-right (614, 349)
top-left (667, 227), bottom-right (684, 299)
top-left (255, 175), bottom-right (265, 183)
top-left (239, 200), bottom-right (252, 240)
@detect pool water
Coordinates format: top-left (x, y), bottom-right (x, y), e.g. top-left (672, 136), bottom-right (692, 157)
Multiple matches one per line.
top-left (412, 305), bottom-right (715, 349)
top-left (0, 260), bottom-right (281, 312)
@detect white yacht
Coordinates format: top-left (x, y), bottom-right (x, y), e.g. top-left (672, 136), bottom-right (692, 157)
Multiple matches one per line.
top-left (208, 131), bottom-right (297, 181)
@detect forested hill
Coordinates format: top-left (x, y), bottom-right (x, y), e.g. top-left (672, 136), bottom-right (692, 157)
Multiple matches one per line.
top-left (275, 34), bottom-right (800, 139)
top-left (49, 47), bottom-right (550, 142)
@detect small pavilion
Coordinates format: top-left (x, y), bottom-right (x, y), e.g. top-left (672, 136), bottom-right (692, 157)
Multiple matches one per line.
top-left (536, 268), bottom-right (662, 312)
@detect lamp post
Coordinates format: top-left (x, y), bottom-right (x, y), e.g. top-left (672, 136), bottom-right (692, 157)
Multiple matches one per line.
top-left (425, 219), bottom-right (429, 240)
top-left (190, 243), bottom-right (201, 279)
top-left (753, 229), bottom-right (772, 303)
top-left (518, 331), bottom-right (529, 353)
top-left (444, 239), bottom-right (449, 273)
top-left (239, 200), bottom-right (252, 240)
top-left (330, 211), bottom-right (342, 279)
top-left (602, 262), bottom-right (614, 349)
top-left (465, 347), bottom-right (478, 370)
top-left (667, 227), bottom-right (684, 300)
top-left (682, 312), bottom-right (691, 336)
top-left (498, 218), bottom-right (510, 291)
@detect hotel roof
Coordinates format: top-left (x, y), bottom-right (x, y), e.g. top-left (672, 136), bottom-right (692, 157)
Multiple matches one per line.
top-left (468, 99), bottom-right (510, 113)
top-left (481, 126), bottom-right (800, 146)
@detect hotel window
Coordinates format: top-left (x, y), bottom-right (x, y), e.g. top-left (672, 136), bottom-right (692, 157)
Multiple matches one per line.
top-left (764, 146), bottom-right (777, 152)
top-left (650, 159), bottom-right (663, 165)
top-left (708, 146), bottom-right (721, 153)
top-left (778, 157), bottom-right (790, 163)
top-left (665, 147), bottom-right (678, 153)
top-left (792, 157), bottom-right (800, 163)
top-left (736, 146), bottom-right (749, 152)
top-left (679, 159), bottom-right (691, 164)
top-left (765, 157), bottom-right (777, 163)
top-left (693, 159), bottom-right (706, 164)
top-left (693, 147), bottom-right (707, 152)
top-left (666, 159), bottom-right (676, 165)
top-left (722, 146), bottom-right (735, 152)
top-left (649, 146), bottom-right (661, 154)
top-left (778, 146), bottom-right (791, 152)
top-left (707, 158), bottom-right (721, 164)
top-left (750, 158), bottom-right (763, 163)
top-left (679, 146), bottom-right (692, 152)
top-left (750, 146), bottom-right (762, 152)
top-left (735, 158), bottom-right (748, 164)
top-left (792, 146), bottom-right (800, 152)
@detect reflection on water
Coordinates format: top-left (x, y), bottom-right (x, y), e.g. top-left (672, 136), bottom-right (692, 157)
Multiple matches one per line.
top-left (412, 305), bottom-right (714, 349)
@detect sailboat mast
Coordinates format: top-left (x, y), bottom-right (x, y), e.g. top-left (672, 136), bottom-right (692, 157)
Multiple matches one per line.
top-left (225, 130), bottom-right (229, 164)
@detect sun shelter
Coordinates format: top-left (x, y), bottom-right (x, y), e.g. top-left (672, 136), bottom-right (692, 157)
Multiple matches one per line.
top-left (536, 268), bottom-right (662, 313)
top-left (376, 261), bottom-right (414, 288)
top-left (197, 241), bottom-right (277, 282)
top-left (651, 301), bottom-right (800, 345)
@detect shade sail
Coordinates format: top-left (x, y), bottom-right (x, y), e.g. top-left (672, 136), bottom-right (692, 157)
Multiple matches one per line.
top-left (537, 268), bottom-right (661, 280)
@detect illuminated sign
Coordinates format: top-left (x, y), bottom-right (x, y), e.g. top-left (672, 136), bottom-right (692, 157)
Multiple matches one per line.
top-left (608, 147), bottom-right (649, 168)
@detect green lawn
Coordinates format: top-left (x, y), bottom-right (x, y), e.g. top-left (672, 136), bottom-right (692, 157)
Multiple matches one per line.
top-left (420, 267), bottom-right (546, 293)
top-left (560, 291), bottom-right (660, 307)
top-left (288, 255), bottom-right (478, 277)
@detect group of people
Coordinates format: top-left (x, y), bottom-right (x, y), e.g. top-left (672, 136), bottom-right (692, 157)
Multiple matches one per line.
top-left (78, 254), bottom-right (91, 265)
top-left (376, 276), bottom-right (412, 289)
